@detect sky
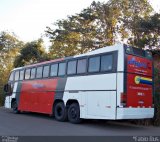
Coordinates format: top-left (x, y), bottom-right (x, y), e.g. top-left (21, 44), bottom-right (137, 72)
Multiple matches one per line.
top-left (0, 0), bottom-right (160, 48)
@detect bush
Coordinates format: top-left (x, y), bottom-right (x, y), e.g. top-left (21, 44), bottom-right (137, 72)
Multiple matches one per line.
top-left (152, 66), bottom-right (160, 126)
top-left (153, 92), bottom-right (160, 126)
top-left (0, 96), bottom-right (2, 106)
top-left (0, 85), bottom-right (5, 107)
top-left (0, 93), bottom-right (5, 107)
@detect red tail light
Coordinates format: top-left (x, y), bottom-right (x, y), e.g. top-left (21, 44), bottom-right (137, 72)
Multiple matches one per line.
top-left (120, 92), bottom-right (127, 107)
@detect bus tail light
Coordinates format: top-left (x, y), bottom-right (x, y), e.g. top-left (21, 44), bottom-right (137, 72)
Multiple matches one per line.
top-left (120, 92), bottom-right (127, 107)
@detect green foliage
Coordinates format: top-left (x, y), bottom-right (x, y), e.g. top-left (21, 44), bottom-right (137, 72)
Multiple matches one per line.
top-left (46, 1), bottom-right (125, 58)
top-left (114, 0), bottom-right (153, 46)
top-left (46, 0), bottom-right (156, 58)
top-left (153, 59), bottom-right (160, 126)
top-left (133, 13), bottom-right (160, 49)
top-left (0, 31), bottom-right (23, 106)
top-left (14, 39), bottom-right (49, 67)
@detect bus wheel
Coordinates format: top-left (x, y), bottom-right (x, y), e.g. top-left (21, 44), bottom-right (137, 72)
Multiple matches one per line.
top-left (68, 103), bottom-right (82, 124)
top-left (54, 102), bottom-right (67, 122)
top-left (12, 101), bottom-right (19, 114)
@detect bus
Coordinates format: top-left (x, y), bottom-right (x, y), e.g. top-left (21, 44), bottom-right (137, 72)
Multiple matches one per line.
top-left (4, 44), bottom-right (154, 123)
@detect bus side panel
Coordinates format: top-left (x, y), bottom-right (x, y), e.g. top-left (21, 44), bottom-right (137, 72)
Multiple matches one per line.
top-left (63, 74), bottom-right (117, 119)
top-left (86, 91), bottom-right (116, 119)
top-left (18, 79), bottom-right (58, 114)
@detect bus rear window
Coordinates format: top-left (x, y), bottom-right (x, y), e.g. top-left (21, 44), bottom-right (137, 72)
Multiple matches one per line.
top-left (132, 47), bottom-right (145, 57)
top-left (124, 44), bottom-right (152, 60)
top-left (145, 51), bottom-right (152, 60)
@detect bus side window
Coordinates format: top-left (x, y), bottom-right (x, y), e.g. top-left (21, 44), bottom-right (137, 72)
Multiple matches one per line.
top-left (88, 56), bottom-right (100, 73)
top-left (9, 72), bottom-right (14, 81)
top-left (15, 71), bottom-right (20, 81)
top-left (43, 65), bottom-right (50, 78)
top-left (50, 64), bottom-right (58, 77)
top-left (19, 70), bottom-right (24, 80)
top-left (58, 62), bottom-right (66, 76)
top-left (25, 69), bottom-right (31, 80)
top-left (101, 54), bottom-right (113, 71)
top-left (30, 68), bottom-right (36, 79)
top-left (36, 66), bottom-right (43, 79)
top-left (67, 60), bottom-right (77, 75)
top-left (77, 59), bottom-right (86, 74)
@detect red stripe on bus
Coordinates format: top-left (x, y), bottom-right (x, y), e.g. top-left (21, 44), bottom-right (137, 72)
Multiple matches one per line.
top-left (18, 79), bottom-right (58, 114)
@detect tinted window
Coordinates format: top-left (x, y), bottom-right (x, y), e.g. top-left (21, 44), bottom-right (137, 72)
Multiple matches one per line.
top-left (15, 71), bottom-right (19, 81)
top-left (88, 56), bottom-right (100, 72)
top-left (43, 65), bottom-right (50, 78)
top-left (19, 70), bottom-right (24, 80)
top-left (133, 47), bottom-right (145, 57)
top-left (124, 45), bottom-right (133, 54)
top-left (25, 69), bottom-right (31, 80)
top-left (50, 64), bottom-right (58, 77)
top-left (9, 72), bottom-right (14, 81)
top-left (30, 68), bottom-right (36, 79)
top-left (101, 54), bottom-right (113, 71)
top-left (77, 59), bottom-right (87, 74)
top-left (36, 66), bottom-right (43, 78)
top-left (58, 63), bottom-right (66, 76)
top-left (145, 51), bottom-right (152, 60)
top-left (67, 60), bottom-right (77, 75)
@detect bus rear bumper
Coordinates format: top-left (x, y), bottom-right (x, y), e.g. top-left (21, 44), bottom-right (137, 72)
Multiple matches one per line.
top-left (116, 108), bottom-right (154, 119)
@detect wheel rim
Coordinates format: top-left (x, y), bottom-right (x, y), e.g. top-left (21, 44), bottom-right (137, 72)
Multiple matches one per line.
top-left (13, 102), bottom-right (17, 111)
top-left (57, 107), bottom-right (63, 117)
top-left (70, 107), bottom-right (77, 119)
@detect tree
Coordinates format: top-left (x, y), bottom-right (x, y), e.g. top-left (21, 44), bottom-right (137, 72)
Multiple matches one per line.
top-left (0, 31), bottom-right (23, 68)
top-left (46, 0), bottom-right (154, 59)
top-left (133, 13), bottom-right (160, 49)
top-left (14, 39), bottom-right (49, 67)
top-left (90, 1), bottom-right (121, 46)
top-left (0, 31), bottom-right (23, 106)
top-left (111, 0), bottom-right (153, 46)
top-left (46, 8), bottom-right (98, 59)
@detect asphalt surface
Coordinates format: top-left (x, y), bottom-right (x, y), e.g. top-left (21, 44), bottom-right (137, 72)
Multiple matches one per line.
top-left (0, 107), bottom-right (160, 136)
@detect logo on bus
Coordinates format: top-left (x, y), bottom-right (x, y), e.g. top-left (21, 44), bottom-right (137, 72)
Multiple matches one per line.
top-left (135, 76), bottom-right (152, 85)
top-left (32, 84), bottom-right (45, 89)
top-left (128, 57), bottom-right (147, 68)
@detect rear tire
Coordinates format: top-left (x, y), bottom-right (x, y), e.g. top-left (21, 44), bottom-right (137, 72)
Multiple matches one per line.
top-left (68, 103), bottom-right (82, 124)
top-left (54, 102), bottom-right (67, 122)
top-left (12, 101), bottom-right (19, 114)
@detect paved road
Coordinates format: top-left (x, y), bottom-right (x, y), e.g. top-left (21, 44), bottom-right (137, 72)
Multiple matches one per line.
top-left (0, 107), bottom-right (160, 136)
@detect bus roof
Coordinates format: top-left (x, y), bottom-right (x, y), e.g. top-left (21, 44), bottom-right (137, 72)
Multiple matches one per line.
top-left (12, 43), bottom-right (124, 71)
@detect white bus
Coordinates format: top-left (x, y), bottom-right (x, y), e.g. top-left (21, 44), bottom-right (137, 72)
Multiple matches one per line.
top-left (4, 43), bottom-right (154, 123)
